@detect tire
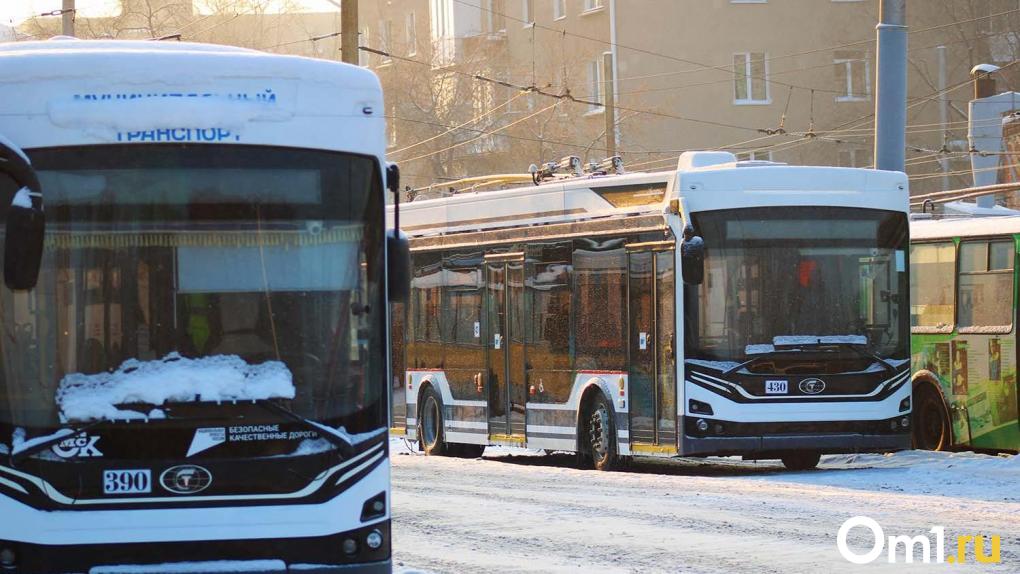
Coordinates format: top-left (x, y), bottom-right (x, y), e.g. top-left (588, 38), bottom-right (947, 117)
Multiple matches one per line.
top-left (912, 383), bottom-right (950, 451)
top-left (450, 444), bottom-right (486, 458)
top-left (585, 393), bottom-right (619, 471)
top-left (781, 451), bottom-right (821, 471)
top-left (417, 386), bottom-right (448, 456)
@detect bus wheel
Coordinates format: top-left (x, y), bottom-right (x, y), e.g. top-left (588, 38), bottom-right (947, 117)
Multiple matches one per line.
top-left (418, 386), bottom-right (448, 456)
top-left (586, 393), bottom-right (619, 471)
top-left (780, 451), bottom-right (820, 471)
top-left (913, 384), bottom-right (949, 451)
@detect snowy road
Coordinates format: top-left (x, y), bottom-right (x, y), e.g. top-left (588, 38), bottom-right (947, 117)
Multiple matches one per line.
top-left (390, 441), bottom-right (1019, 573)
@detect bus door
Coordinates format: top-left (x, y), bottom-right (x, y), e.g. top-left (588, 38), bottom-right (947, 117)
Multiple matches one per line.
top-left (485, 253), bottom-right (527, 442)
top-left (626, 243), bottom-right (678, 452)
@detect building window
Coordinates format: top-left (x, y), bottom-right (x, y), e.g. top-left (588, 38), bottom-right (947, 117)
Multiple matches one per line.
top-left (378, 19), bottom-right (392, 63)
top-left (554, 0), bottom-right (566, 20)
top-left (588, 58), bottom-right (603, 113)
top-left (483, 0), bottom-right (506, 33)
top-left (523, 0), bottom-right (534, 25)
top-left (958, 240), bottom-right (1015, 330)
top-left (405, 11), bottom-right (417, 56)
top-left (910, 242), bottom-right (955, 330)
top-left (834, 51), bottom-right (869, 101)
top-left (733, 52), bottom-right (769, 104)
top-left (583, 0), bottom-right (603, 12)
top-left (736, 150), bottom-right (772, 161)
top-left (359, 26), bottom-right (370, 66)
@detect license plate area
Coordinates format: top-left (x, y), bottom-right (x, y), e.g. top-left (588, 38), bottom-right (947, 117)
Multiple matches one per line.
top-left (103, 469), bottom-right (152, 494)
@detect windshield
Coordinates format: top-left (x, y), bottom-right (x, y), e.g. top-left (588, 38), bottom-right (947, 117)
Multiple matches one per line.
top-left (684, 207), bottom-right (909, 364)
top-left (0, 144), bottom-right (386, 433)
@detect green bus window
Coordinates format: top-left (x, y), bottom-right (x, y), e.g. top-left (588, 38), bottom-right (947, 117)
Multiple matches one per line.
top-left (910, 242), bottom-right (955, 329)
top-left (958, 240), bottom-right (1014, 330)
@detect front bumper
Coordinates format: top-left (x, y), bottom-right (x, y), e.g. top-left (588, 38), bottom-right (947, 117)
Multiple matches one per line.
top-left (0, 523), bottom-right (391, 574)
top-left (680, 416), bottom-right (911, 457)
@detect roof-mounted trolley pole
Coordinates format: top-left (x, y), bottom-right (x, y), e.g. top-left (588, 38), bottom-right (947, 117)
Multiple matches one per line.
top-left (874, 0), bottom-right (907, 173)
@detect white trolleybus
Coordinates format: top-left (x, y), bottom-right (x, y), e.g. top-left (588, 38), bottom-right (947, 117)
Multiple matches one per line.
top-left (390, 152), bottom-right (911, 471)
top-left (0, 40), bottom-right (409, 573)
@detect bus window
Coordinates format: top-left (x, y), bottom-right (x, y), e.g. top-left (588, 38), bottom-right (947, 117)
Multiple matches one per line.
top-left (910, 242), bottom-right (956, 330)
top-left (574, 238), bottom-right (627, 371)
top-left (958, 240), bottom-right (1015, 330)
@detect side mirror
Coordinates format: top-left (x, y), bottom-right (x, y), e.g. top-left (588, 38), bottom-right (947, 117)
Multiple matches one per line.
top-left (386, 162), bottom-right (400, 193)
top-left (0, 143), bottom-right (45, 290)
top-left (681, 234), bottom-right (704, 286)
top-left (387, 229), bottom-right (410, 303)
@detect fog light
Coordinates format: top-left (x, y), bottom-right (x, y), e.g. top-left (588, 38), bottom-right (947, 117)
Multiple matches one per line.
top-left (890, 419), bottom-right (898, 430)
top-left (696, 419), bottom-right (709, 432)
top-left (900, 417), bottom-right (910, 429)
top-left (714, 424), bottom-right (724, 435)
top-left (0, 547), bottom-right (16, 568)
top-left (342, 538), bottom-right (358, 555)
top-left (366, 529), bottom-right (384, 550)
top-left (689, 399), bottom-right (714, 415)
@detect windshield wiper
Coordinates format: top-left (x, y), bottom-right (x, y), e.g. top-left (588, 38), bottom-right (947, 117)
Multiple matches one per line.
top-left (723, 341), bottom-right (897, 376)
top-left (250, 399), bottom-right (358, 459)
top-left (723, 349), bottom-right (801, 376)
top-left (8, 400), bottom-right (366, 466)
top-left (825, 342), bottom-right (897, 375)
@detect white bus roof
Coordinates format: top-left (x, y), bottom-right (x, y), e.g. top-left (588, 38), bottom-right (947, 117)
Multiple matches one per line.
top-left (396, 153), bottom-right (908, 238)
top-left (0, 39), bottom-right (385, 155)
top-left (911, 215), bottom-right (1020, 241)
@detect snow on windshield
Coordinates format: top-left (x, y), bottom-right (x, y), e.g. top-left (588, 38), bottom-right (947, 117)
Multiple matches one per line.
top-left (56, 352), bottom-right (295, 423)
top-left (746, 335), bottom-right (868, 355)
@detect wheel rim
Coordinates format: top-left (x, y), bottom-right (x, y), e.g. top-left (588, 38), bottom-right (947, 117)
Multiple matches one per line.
top-left (422, 396), bottom-right (440, 449)
top-left (916, 394), bottom-right (944, 450)
top-left (588, 403), bottom-right (610, 463)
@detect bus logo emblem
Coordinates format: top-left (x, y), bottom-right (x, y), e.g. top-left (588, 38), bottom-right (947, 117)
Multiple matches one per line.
top-left (799, 378), bottom-right (826, 394)
top-left (160, 465), bottom-right (213, 494)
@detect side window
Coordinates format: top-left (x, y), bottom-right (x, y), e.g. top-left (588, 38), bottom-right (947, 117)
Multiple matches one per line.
top-left (526, 241), bottom-right (572, 402)
top-left (910, 242), bottom-right (955, 330)
top-left (574, 238), bottom-right (627, 371)
top-left (958, 239), bottom-right (1015, 330)
top-left (411, 252), bottom-right (443, 367)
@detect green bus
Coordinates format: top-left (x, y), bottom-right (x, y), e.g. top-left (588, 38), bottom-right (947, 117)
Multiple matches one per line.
top-left (910, 216), bottom-right (1020, 451)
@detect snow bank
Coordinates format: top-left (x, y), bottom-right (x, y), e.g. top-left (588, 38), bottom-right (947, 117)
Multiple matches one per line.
top-left (807, 449), bottom-right (1020, 503)
top-left (57, 353), bottom-right (294, 422)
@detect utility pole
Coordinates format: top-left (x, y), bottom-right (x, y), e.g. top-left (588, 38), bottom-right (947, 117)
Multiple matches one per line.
top-left (603, 51), bottom-right (616, 158)
top-left (61, 0), bottom-right (75, 37)
top-left (936, 45), bottom-right (950, 191)
top-left (873, 0), bottom-right (907, 172)
top-left (341, 0), bottom-right (359, 65)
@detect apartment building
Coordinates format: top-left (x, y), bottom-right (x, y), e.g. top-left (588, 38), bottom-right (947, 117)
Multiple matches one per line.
top-left (14, 0), bottom-right (1019, 193)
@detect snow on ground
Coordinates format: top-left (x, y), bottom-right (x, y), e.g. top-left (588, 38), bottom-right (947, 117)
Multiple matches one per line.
top-left (390, 439), bottom-right (1019, 573)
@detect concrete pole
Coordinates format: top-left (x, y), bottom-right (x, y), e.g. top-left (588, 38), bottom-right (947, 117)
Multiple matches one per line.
top-left (61, 0), bottom-right (75, 37)
top-left (341, 0), bottom-right (359, 65)
top-left (937, 45), bottom-right (950, 191)
top-left (603, 51), bottom-right (616, 158)
top-left (873, 0), bottom-right (907, 172)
